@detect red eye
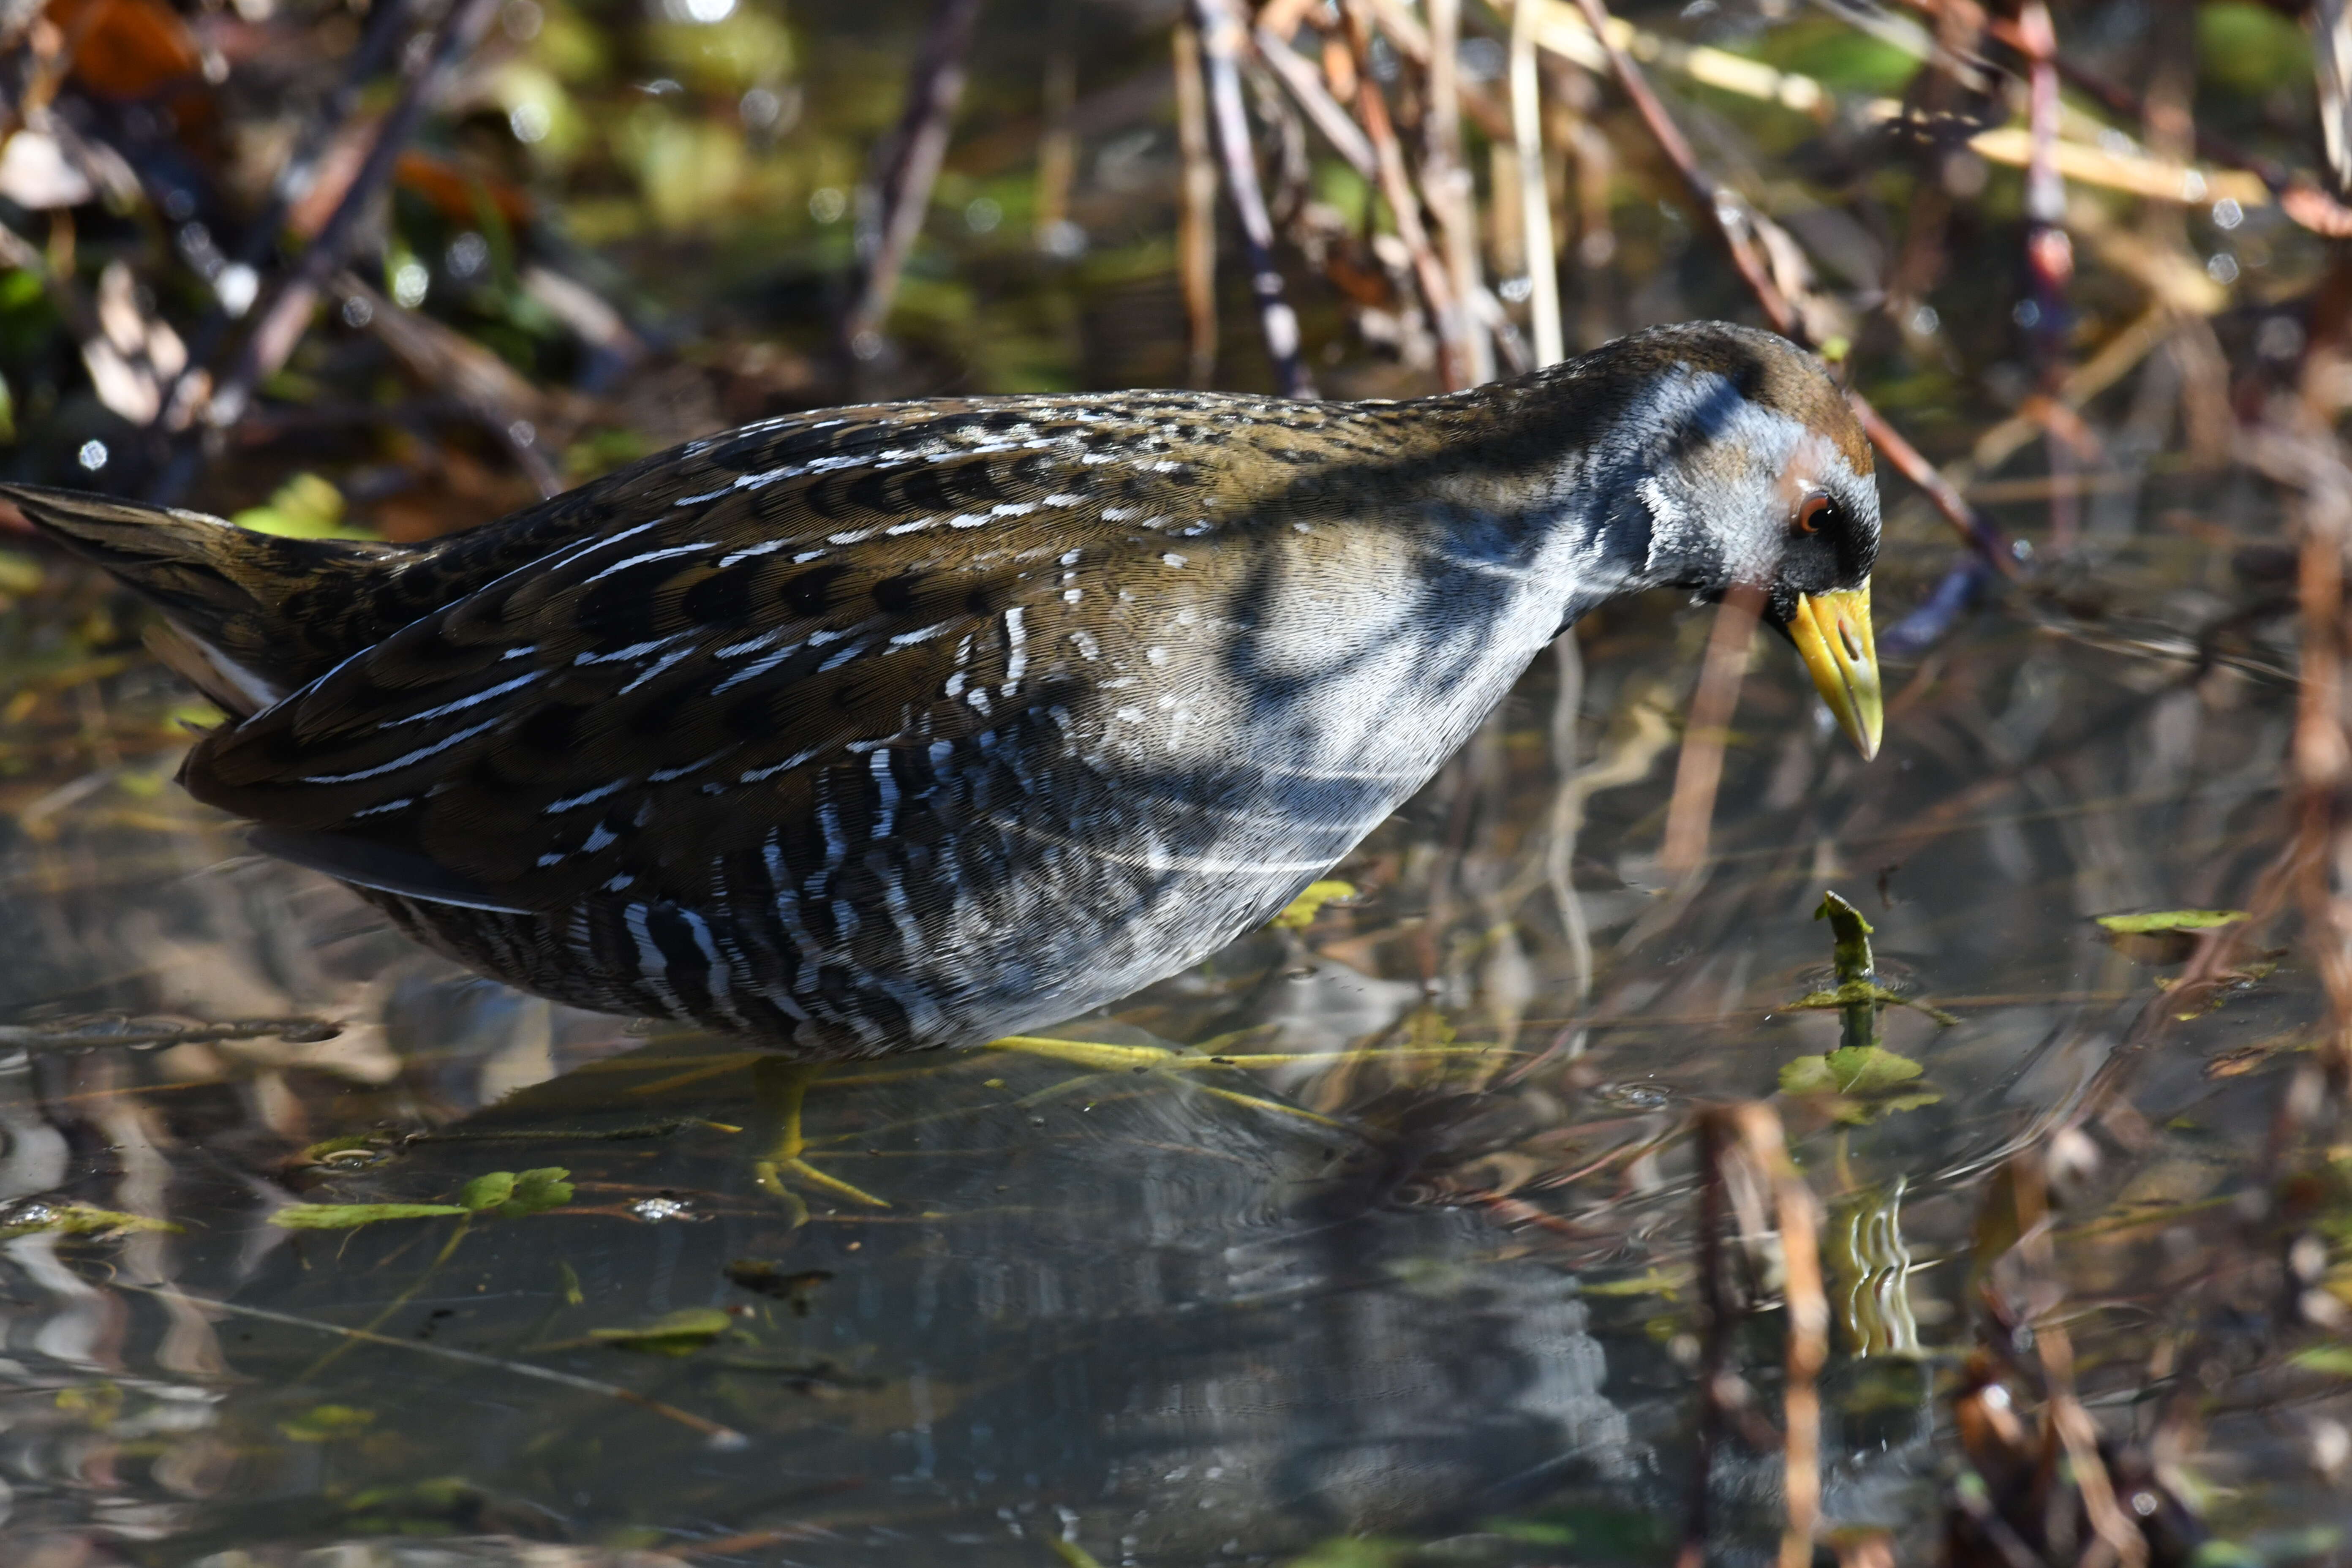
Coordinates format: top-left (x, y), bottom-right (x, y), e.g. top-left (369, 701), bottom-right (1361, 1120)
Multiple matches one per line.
top-left (1794, 493), bottom-right (1833, 534)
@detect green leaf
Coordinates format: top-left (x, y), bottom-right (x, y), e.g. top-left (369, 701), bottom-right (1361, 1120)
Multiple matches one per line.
top-left (587, 1306), bottom-right (733, 1356)
top-left (1788, 980), bottom-right (1960, 1027)
top-left (233, 473), bottom-right (376, 541)
top-left (2094, 910), bottom-right (2247, 935)
top-left (452, 1167), bottom-right (571, 1217)
top-left (269, 1203), bottom-right (469, 1230)
top-left (457, 1171), bottom-right (517, 1210)
top-left (1048, 1543), bottom-right (1108, 1568)
top-left (0, 1203), bottom-right (181, 1240)
top-left (1780, 1045), bottom-right (1925, 1097)
top-left (1271, 879), bottom-right (1357, 931)
top-left (279, 1404), bottom-right (376, 1443)
top-left (0, 549), bottom-right (41, 599)
top-left (1573, 1267), bottom-right (1686, 1299)
top-left (2291, 1344), bottom-right (2352, 1376)
top-left (498, 1167), bottom-right (573, 1217)
top-left (1829, 1089), bottom-right (1942, 1125)
top-left (297, 1134), bottom-right (389, 1167)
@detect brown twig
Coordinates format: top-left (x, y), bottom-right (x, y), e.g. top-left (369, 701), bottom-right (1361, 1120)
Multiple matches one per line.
top-left (1173, 18), bottom-right (1221, 388)
top-left (1341, 0), bottom-right (1466, 390)
top-left (146, 0), bottom-right (419, 455)
top-left (1660, 582), bottom-right (1763, 879)
top-left (1509, 0), bottom-right (1565, 367)
top-left (1192, 0), bottom-right (1315, 398)
top-left (1034, 10), bottom-right (1078, 248)
top-left (1674, 1110), bottom-right (1733, 1568)
top-left (1356, 0), bottom-right (1514, 141)
top-left (2002, 1153), bottom-right (2149, 1568)
top-left (2016, 1), bottom-right (2080, 554)
top-left (1729, 1103), bottom-right (1826, 1568)
top-left (841, 0), bottom-right (985, 373)
top-left (1679, 1105), bottom-right (1828, 1568)
top-left (155, 0), bottom-right (503, 505)
top-left (1568, 0), bottom-right (2017, 578)
top-left (1425, 0), bottom-right (1494, 385)
top-left (337, 273), bottom-right (568, 498)
top-left (1957, 7), bottom-right (2352, 238)
top-left (1254, 24), bottom-right (1377, 179)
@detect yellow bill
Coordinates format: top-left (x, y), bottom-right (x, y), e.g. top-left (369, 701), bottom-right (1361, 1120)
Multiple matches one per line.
top-left (1788, 583), bottom-right (1883, 760)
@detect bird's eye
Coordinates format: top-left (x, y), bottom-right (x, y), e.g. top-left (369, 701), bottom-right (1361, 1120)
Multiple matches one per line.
top-left (1792, 493), bottom-right (1836, 535)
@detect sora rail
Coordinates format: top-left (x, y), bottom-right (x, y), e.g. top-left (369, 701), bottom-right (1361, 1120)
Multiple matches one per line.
top-left (4, 321), bottom-right (1883, 1055)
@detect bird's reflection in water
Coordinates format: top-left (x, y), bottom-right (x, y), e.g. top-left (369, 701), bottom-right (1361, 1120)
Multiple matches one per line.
top-left (193, 1035), bottom-right (1648, 1564)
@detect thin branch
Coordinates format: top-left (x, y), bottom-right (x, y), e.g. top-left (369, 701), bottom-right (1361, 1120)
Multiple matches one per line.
top-left (1727, 1103), bottom-right (1826, 1568)
top-left (1357, 0), bottom-right (1514, 140)
top-left (841, 0), bottom-right (986, 367)
top-left (1674, 1111), bottom-right (1732, 1568)
top-left (1967, 7), bottom-right (2352, 236)
top-left (1342, 0), bottom-right (1466, 390)
top-left (155, 0), bottom-right (503, 504)
top-left (1511, 0), bottom-right (1565, 366)
top-left (1426, 0), bottom-right (1495, 384)
top-left (1254, 24), bottom-right (1377, 179)
top-left (1173, 18), bottom-right (1220, 388)
top-left (1193, 0), bottom-right (1315, 398)
top-left (1567, 0), bottom-right (2017, 578)
top-left (2018, 0), bottom-right (2080, 553)
top-left (148, 0), bottom-right (419, 447)
top-left (1660, 582), bottom-right (1762, 879)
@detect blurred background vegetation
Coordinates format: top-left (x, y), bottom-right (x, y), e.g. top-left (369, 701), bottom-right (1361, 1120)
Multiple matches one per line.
top-left (12, 2), bottom-right (2352, 1565)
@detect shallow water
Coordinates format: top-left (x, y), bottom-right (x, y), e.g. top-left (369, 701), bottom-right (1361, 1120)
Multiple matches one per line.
top-left (5, 0), bottom-right (2352, 1560)
top-left (0, 507), bottom-right (2332, 1564)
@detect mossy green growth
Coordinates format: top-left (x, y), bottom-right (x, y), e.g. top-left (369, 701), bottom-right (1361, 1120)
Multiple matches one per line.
top-left (0, 1203), bottom-right (180, 1240)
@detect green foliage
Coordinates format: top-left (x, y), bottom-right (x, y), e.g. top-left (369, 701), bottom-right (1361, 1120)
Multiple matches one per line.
top-left (2095, 909), bottom-right (2248, 935)
top-left (1779, 1044), bottom-right (1924, 1096)
top-left (1738, 16), bottom-right (1919, 96)
top-left (1816, 890), bottom-right (1875, 979)
top-left (645, 8), bottom-right (795, 93)
top-left (232, 473), bottom-right (376, 541)
top-left (0, 550), bottom-right (44, 598)
top-left (2289, 1345), bottom-right (2352, 1377)
top-left (1272, 879), bottom-right (1357, 931)
top-left (272, 1167), bottom-right (570, 1228)
top-left (1281, 1539), bottom-right (1409, 1568)
top-left (457, 1166), bottom-right (574, 1216)
top-left (269, 1202), bottom-right (470, 1229)
top-left (0, 1202), bottom-right (180, 1239)
top-left (587, 1306), bottom-right (735, 1356)
top-left (278, 1404), bottom-right (376, 1442)
top-left (2197, 3), bottom-right (2312, 97)
top-left (619, 106), bottom-right (749, 229)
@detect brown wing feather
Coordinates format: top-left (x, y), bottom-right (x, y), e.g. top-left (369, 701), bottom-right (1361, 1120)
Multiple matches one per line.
top-left (182, 390), bottom-right (1379, 911)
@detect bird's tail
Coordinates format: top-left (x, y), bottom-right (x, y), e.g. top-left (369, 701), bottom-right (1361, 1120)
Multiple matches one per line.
top-left (0, 482), bottom-right (410, 716)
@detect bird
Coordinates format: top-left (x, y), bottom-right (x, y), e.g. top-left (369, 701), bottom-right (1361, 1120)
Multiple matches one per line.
top-left (3, 321), bottom-right (1882, 1057)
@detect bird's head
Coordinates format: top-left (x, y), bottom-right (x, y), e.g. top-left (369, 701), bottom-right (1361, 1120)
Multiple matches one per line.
top-left (1575, 322), bottom-right (1884, 759)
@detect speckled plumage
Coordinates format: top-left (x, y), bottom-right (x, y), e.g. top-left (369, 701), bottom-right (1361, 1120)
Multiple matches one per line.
top-left (3, 321), bottom-right (1882, 1054)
